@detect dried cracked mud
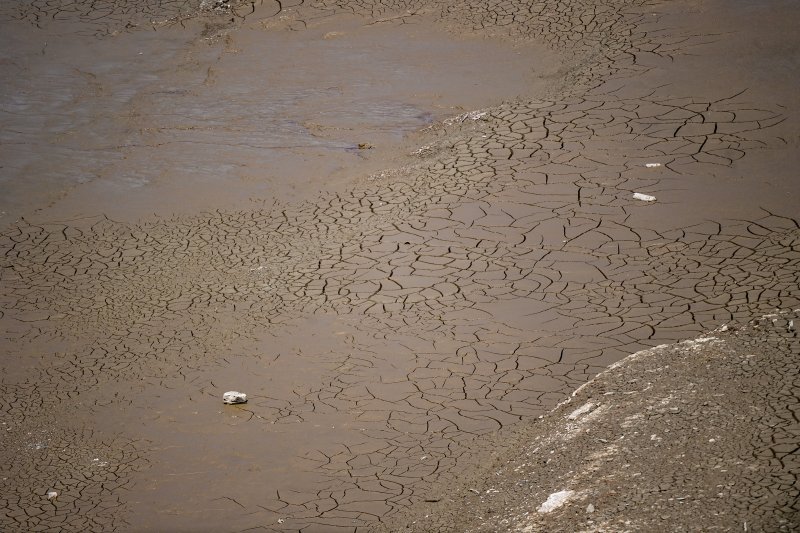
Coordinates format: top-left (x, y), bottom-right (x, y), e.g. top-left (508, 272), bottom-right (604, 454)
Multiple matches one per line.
top-left (1, 0), bottom-right (798, 531)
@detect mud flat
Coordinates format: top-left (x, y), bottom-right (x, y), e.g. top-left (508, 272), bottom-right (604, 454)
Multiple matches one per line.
top-left (1, 0), bottom-right (798, 531)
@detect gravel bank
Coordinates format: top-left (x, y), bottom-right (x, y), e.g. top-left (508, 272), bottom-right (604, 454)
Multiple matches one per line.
top-left (383, 309), bottom-right (799, 532)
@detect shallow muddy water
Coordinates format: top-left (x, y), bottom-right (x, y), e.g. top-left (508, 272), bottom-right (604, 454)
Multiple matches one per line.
top-left (0, 9), bottom-right (558, 224)
top-left (1, 0), bottom-right (798, 532)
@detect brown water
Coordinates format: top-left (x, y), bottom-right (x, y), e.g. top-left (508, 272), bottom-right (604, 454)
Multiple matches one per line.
top-left (0, 10), bottom-right (559, 225)
top-left (1, 1), bottom-right (798, 532)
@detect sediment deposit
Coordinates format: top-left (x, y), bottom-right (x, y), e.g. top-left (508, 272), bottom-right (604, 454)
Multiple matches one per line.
top-left (1, 0), bottom-right (798, 531)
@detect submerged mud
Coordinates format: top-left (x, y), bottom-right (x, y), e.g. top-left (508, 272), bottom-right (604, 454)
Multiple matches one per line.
top-left (0, 6), bottom-right (556, 224)
top-left (1, 0), bottom-right (798, 531)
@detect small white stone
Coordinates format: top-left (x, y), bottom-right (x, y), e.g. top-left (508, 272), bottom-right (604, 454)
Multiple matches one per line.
top-left (645, 163), bottom-right (662, 168)
top-left (587, 503), bottom-right (595, 513)
top-left (46, 490), bottom-right (58, 500)
top-left (632, 192), bottom-right (657, 202)
top-left (223, 391), bottom-right (247, 404)
top-left (537, 490), bottom-right (575, 513)
top-left (567, 402), bottom-right (596, 420)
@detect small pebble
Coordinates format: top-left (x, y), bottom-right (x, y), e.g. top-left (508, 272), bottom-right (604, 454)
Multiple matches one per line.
top-left (223, 391), bottom-right (247, 404)
top-left (632, 192), bottom-right (657, 202)
top-left (46, 490), bottom-right (58, 500)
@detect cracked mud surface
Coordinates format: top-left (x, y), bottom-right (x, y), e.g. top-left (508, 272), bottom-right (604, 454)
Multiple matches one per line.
top-left (1, 0), bottom-right (799, 531)
top-left (385, 311), bottom-right (800, 532)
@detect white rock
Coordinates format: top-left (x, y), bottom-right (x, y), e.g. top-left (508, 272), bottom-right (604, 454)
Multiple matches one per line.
top-left (46, 490), bottom-right (58, 500)
top-left (223, 391), bottom-right (247, 404)
top-left (537, 489), bottom-right (574, 513)
top-left (587, 503), bottom-right (595, 513)
top-left (567, 402), bottom-right (596, 420)
top-left (645, 163), bottom-right (662, 168)
top-left (632, 192), bottom-right (657, 202)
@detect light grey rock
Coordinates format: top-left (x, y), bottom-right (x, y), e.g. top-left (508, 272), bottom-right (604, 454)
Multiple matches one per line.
top-left (537, 490), bottom-right (575, 513)
top-left (632, 192), bottom-right (657, 202)
top-left (223, 391), bottom-right (247, 404)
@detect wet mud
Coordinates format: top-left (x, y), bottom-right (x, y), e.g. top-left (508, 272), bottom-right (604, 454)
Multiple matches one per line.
top-left (1, 0), bottom-right (798, 531)
top-left (0, 5), bottom-right (557, 224)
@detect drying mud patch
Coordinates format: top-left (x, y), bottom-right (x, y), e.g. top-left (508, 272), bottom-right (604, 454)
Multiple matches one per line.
top-left (1, 0), bottom-right (799, 531)
top-left (0, 0), bottom-right (253, 35)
